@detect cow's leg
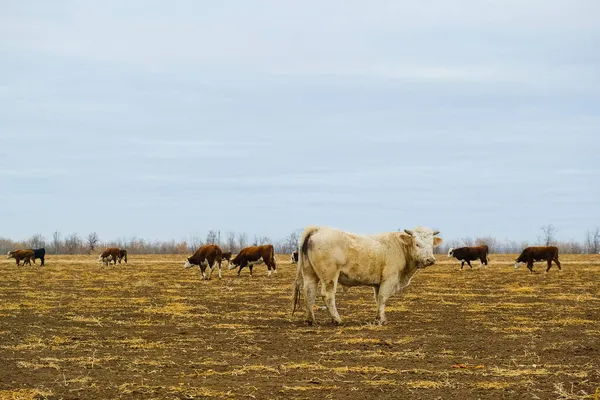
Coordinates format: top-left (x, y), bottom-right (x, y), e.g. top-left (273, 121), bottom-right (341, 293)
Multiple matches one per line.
top-left (217, 261), bottom-right (222, 279)
top-left (249, 265), bottom-right (253, 276)
top-left (41, 256), bottom-right (44, 266)
top-left (206, 263), bottom-right (214, 280)
top-left (554, 257), bottom-right (562, 271)
top-left (376, 278), bottom-right (398, 325)
top-left (237, 265), bottom-right (243, 276)
top-left (546, 259), bottom-right (552, 273)
top-left (467, 260), bottom-right (473, 269)
top-left (460, 261), bottom-right (465, 270)
top-left (200, 265), bottom-right (207, 280)
top-left (481, 257), bottom-right (487, 268)
top-left (527, 261), bottom-right (534, 273)
top-left (320, 278), bottom-right (341, 325)
top-left (302, 268), bottom-right (319, 326)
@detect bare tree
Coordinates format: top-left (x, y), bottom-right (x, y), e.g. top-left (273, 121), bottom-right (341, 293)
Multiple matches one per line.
top-left (237, 232), bottom-right (248, 250)
top-left (461, 237), bottom-right (474, 247)
top-left (539, 224), bottom-right (557, 246)
top-left (189, 236), bottom-right (202, 252)
top-left (258, 236), bottom-right (271, 245)
top-left (226, 232), bottom-right (236, 252)
top-left (475, 236), bottom-right (497, 253)
top-left (52, 231), bottom-right (61, 254)
top-left (86, 232), bottom-right (99, 253)
top-left (285, 230), bottom-right (302, 254)
top-left (64, 233), bottom-right (81, 254)
top-left (206, 230), bottom-right (219, 245)
top-left (28, 233), bottom-right (46, 249)
top-left (585, 228), bottom-right (600, 254)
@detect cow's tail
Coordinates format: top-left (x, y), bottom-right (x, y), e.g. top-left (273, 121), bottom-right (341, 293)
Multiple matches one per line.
top-left (292, 226), bottom-right (318, 317)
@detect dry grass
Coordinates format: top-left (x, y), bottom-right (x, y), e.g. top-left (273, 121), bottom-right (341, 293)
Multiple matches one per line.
top-left (0, 253), bottom-right (599, 399)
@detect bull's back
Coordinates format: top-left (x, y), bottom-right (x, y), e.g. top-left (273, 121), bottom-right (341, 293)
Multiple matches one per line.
top-left (305, 227), bottom-right (387, 284)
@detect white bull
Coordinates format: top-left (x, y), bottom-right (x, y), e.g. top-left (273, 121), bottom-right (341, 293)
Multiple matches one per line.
top-left (292, 226), bottom-right (442, 325)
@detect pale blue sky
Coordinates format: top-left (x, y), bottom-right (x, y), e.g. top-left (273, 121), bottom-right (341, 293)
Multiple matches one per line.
top-left (1, 1), bottom-right (599, 243)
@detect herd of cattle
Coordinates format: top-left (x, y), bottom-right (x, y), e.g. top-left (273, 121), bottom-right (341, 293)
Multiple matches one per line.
top-left (6, 226), bottom-right (567, 325)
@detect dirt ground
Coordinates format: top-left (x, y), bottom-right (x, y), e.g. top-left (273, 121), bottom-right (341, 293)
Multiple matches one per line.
top-left (1, 253), bottom-right (599, 399)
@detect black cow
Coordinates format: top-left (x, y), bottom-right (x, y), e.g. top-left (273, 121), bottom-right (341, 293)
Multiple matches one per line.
top-left (448, 246), bottom-right (489, 270)
top-left (32, 248), bottom-right (46, 266)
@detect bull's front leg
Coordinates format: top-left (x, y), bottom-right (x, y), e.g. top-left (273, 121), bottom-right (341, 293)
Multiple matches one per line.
top-left (217, 261), bottom-right (222, 279)
top-left (375, 278), bottom-right (398, 325)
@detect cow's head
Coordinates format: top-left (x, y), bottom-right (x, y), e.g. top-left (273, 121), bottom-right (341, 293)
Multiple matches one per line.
top-left (228, 260), bottom-right (239, 270)
top-left (7, 251), bottom-right (13, 259)
top-left (404, 227), bottom-right (442, 267)
top-left (97, 255), bottom-right (103, 262)
top-left (447, 247), bottom-right (454, 257)
top-left (183, 258), bottom-right (194, 268)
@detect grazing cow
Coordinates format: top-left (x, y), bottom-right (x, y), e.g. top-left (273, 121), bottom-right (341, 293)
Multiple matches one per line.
top-left (7, 249), bottom-right (35, 266)
top-left (118, 249), bottom-right (128, 264)
top-left (184, 244), bottom-right (223, 280)
top-left (448, 246), bottom-right (489, 270)
top-left (515, 246), bottom-right (562, 273)
top-left (98, 247), bottom-right (120, 267)
top-left (32, 248), bottom-right (46, 266)
top-left (292, 226), bottom-right (442, 326)
top-left (291, 250), bottom-right (299, 263)
top-left (228, 245), bottom-right (277, 277)
top-left (221, 251), bottom-right (232, 265)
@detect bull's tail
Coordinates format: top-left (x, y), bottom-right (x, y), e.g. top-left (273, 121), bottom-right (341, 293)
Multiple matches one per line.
top-left (292, 226), bottom-right (318, 317)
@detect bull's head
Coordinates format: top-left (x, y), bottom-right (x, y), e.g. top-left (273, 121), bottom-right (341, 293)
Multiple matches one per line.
top-left (404, 227), bottom-right (442, 267)
top-left (183, 258), bottom-right (193, 268)
top-left (7, 251), bottom-right (13, 259)
top-left (447, 247), bottom-right (454, 257)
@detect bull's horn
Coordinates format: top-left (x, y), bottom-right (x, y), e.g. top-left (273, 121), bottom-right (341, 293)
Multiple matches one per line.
top-left (433, 230), bottom-right (440, 236)
top-left (404, 229), bottom-right (413, 236)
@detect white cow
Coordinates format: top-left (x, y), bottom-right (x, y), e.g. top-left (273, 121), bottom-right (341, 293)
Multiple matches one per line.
top-left (292, 226), bottom-right (442, 326)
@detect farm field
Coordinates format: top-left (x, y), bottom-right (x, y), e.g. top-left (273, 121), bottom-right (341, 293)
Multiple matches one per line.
top-left (1, 254), bottom-right (599, 399)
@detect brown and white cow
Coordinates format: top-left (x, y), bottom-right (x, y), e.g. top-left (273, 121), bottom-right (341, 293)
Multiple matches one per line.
top-left (448, 245), bottom-right (489, 270)
top-left (98, 247), bottom-right (120, 266)
top-left (7, 249), bottom-right (35, 266)
top-left (184, 244), bottom-right (223, 280)
top-left (118, 249), bottom-right (128, 264)
top-left (292, 226), bottom-right (442, 326)
top-left (228, 245), bottom-right (277, 277)
top-left (515, 246), bottom-right (561, 273)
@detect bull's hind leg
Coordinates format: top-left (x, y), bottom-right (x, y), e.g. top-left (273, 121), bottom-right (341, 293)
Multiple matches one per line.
top-left (546, 259), bottom-right (553, 273)
top-left (320, 279), bottom-right (341, 325)
top-left (217, 262), bottom-right (222, 279)
top-left (302, 270), bottom-right (319, 326)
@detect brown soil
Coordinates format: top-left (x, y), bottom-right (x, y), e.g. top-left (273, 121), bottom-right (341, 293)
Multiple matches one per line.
top-left (1, 254), bottom-right (599, 399)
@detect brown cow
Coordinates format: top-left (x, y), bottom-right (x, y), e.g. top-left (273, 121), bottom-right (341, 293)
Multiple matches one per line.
top-left (228, 245), bottom-right (277, 277)
top-left (7, 249), bottom-right (34, 266)
top-left (184, 244), bottom-right (223, 280)
top-left (515, 246), bottom-right (562, 273)
top-left (118, 249), bottom-right (128, 264)
top-left (448, 245), bottom-right (489, 270)
top-left (98, 247), bottom-right (120, 266)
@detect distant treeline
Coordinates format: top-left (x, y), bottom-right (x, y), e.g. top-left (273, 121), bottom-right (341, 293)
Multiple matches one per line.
top-left (1, 226), bottom-right (599, 255)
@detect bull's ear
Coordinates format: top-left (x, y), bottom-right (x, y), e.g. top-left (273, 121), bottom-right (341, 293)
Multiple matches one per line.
top-left (433, 230), bottom-right (440, 236)
top-left (404, 229), bottom-right (413, 236)
top-left (433, 237), bottom-right (443, 247)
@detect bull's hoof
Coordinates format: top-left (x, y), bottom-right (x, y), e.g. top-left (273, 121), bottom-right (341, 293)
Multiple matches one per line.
top-left (331, 319), bottom-right (341, 326)
top-left (305, 320), bottom-right (313, 326)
